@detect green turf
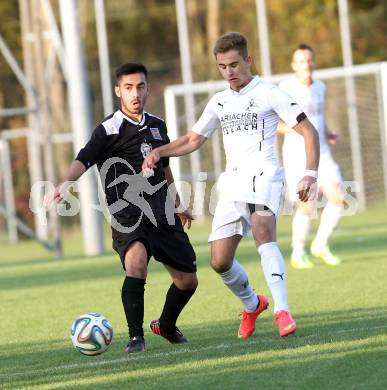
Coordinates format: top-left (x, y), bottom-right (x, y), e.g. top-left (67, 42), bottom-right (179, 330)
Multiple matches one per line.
top-left (1, 204), bottom-right (387, 389)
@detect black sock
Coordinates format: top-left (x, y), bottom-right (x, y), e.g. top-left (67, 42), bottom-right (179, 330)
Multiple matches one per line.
top-left (159, 283), bottom-right (196, 333)
top-left (121, 276), bottom-right (145, 338)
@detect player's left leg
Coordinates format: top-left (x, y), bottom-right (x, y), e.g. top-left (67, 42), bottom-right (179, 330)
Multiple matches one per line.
top-left (284, 155), bottom-right (314, 268)
top-left (311, 182), bottom-right (344, 265)
top-left (290, 200), bottom-right (315, 269)
top-left (150, 266), bottom-right (198, 343)
top-left (121, 240), bottom-right (149, 353)
top-left (250, 207), bottom-right (296, 337)
top-left (150, 215), bottom-right (198, 343)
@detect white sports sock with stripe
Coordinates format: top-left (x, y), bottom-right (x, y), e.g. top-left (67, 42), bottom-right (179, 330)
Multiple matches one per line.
top-left (258, 242), bottom-right (289, 313)
top-left (292, 208), bottom-right (311, 257)
top-left (219, 259), bottom-right (258, 312)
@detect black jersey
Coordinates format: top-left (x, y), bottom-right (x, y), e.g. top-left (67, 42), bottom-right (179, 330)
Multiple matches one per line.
top-left (76, 110), bottom-right (170, 221)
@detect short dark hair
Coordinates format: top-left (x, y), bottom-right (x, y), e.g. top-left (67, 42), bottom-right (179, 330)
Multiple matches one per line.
top-left (294, 43), bottom-right (315, 56)
top-left (213, 32), bottom-right (248, 58)
top-left (115, 63), bottom-right (148, 84)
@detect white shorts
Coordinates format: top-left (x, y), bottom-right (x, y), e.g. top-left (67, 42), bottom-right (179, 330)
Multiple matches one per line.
top-left (284, 150), bottom-right (343, 202)
top-left (208, 171), bottom-right (284, 242)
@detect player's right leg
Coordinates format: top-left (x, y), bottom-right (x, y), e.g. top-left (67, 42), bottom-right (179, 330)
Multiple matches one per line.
top-left (119, 240), bottom-right (149, 353)
top-left (210, 235), bottom-right (268, 339)
top-left (150, 266), bottom-right (197, 344)
top-left (149, 214), bottom-right (198, 344)
top-left (311, 182), bottom-right (344, 265)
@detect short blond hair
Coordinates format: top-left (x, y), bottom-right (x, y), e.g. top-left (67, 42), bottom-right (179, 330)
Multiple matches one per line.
top-left (213, 32), bottom-right (248, 58)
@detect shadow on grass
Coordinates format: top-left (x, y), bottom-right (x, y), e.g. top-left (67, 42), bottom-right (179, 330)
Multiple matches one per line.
top-left (1, 242), bottom-right (212, 272)
top-left (0, 251), bottom-right (117, 270)
top-left (1, 306), bottom-right (386, 389)
top-left (333, 233), bottom-right (387, 253)
top-left (236, 228), bottom-right (387, 266)
top-left (2, 224), bottom-right (386, 291)
top-left (0, 254), bottom-right (121, 291)
top-left (0, 250), bottom-right (215, 291)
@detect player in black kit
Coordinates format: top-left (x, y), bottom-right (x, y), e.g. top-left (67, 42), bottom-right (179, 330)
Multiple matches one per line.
top-left (44, 63), bottom-right (198, 353)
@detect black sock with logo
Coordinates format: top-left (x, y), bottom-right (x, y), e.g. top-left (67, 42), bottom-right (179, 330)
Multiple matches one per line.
top-left (159, 283), bottom-right (196, 333)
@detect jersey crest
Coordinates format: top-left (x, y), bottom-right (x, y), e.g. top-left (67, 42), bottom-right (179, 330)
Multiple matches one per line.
top-left (150, 127), bottom-right (162, 140)
top-left (246, 98), bottom-right (258, 111)
top-left (140, 141), bottom-right (152, 157)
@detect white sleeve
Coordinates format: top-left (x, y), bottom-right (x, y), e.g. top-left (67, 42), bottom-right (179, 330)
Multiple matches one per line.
top-left (268, 85), bottom-right (305, 129)
top-left (278, 80), bottom-right (289, 94)
top-left (192, 97), bottom-right (220, 138)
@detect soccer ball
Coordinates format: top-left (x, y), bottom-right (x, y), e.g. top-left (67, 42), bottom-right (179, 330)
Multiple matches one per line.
top-left (70, 312), bottom-right (114, 356)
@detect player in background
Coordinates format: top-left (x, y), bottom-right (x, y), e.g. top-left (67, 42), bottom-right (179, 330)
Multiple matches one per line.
top-left (278, 44), bottom-right (344, 269)
top-left (44, 63), bottom-right (198, 353)
top-left (143, 32), bottom-right (320, 338)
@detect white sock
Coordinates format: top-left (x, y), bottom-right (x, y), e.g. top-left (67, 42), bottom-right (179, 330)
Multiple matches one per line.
top-left (219, 259), bottom-right (258, 312)
top-left (314, 203), bottom-right (343, 246)
top-left (258, 242), bottom-right (289, 313)
top-left (291, 208), bottom-right (311, 257)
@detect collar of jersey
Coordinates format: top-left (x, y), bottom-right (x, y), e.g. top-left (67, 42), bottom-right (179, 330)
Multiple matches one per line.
top-left (115, 109), bottom-right (147, 126)
top-left (292, 75), bottom-right (315, 89)
top-left (229, 75), bottom-right (261, 95)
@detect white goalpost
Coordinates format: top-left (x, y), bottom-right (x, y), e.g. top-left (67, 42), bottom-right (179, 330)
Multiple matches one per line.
top-left (164, 62), bottom-right (387, 214)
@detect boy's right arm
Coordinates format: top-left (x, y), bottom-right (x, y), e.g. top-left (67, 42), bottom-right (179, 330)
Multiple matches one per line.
top-left (142, 131), bottom-right (207, 170)
top-left (277, 120), bottom-right (298, 135)
top-left (43, 160), bottom-right (86, 207)
top-left (44, 125), bottom-right (107, 207)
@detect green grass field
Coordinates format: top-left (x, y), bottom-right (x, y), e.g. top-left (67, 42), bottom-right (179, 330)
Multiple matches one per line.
top-left (1, 204), bottom-right (387, 389)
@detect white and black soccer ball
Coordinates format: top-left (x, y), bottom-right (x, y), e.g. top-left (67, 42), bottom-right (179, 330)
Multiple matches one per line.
top-left (70, 312), bottom-right (114, 356)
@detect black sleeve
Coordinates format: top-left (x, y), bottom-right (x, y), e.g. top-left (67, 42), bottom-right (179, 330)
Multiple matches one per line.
top-left (75, 125), bottom-right (107, 169)
top-left (161, 126), bottom-right (170, 168)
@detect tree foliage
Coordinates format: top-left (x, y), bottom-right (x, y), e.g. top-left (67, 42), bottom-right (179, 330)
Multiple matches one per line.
top-left (0, 0), bottom-right (385, 226)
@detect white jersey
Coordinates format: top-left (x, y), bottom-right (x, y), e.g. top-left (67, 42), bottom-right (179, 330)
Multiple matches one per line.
top-left (279, 76), bottom-right (329, 155)
top-left (193, 76), bottom-right (304, 172)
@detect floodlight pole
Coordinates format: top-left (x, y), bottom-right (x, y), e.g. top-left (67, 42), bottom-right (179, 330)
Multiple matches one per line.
top-left (255, 0), bottom-right (272, 76)
top-left (31, 0), bottom-right (63, 257)
top-left (60, 0), bottom-right (104, 256)
top-left (94, 0), bottom-right (114, 117)
top-left (255, 0), bottom-right (280, 162)
top-left (40, 0), bottom-right (68, 80)
top-left (379, 62), bottom-right (387, 203)
top-left (16, 0), bottom-right (49, 241)
top-left (0, 140), bottom-right (17, 243)
top-left (338, 0), bottom-right (366, 210)
top-left (175, 0), bottom-right (201, 185)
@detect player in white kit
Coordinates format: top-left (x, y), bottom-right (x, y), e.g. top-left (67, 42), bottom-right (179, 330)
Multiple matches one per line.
top-left (278, 44), bottom-right (344, 269)
top-left (143, 33), bottom-right (320, 338)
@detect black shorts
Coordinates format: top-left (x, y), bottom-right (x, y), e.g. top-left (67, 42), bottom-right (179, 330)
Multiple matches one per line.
top-left (112, 215), bottom-right (197, 273)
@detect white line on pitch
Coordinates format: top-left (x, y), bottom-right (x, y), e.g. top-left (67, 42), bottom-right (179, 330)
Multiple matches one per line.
top-left (1, 325), bottom-right (386, 381)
